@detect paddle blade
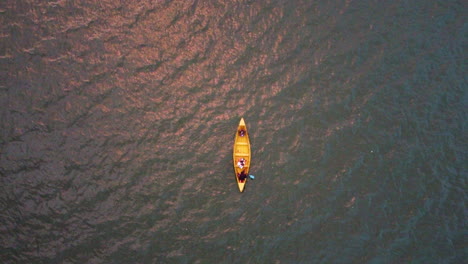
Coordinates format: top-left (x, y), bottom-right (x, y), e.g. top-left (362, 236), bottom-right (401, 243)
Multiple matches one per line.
top-left (249, 175), bottom-right (255, 180)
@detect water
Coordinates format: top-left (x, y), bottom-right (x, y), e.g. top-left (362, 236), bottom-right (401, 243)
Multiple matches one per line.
top-left (1, 0), bottom-right (466, 263)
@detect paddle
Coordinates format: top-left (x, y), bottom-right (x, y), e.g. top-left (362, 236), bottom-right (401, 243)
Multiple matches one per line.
top-left (249, 175), bottom-right (255, 180)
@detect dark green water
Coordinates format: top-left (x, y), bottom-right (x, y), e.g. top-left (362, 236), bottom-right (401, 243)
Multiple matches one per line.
top-left (1, 0), bottom-right (466, 263)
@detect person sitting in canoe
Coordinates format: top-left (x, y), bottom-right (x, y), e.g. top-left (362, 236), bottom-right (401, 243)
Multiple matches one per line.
top-left (237, 158), bottom-right (245, 169)
top-left (238, 171), bottom-right (248, 182)
top-left (239, 129), bottom-right (246, 137)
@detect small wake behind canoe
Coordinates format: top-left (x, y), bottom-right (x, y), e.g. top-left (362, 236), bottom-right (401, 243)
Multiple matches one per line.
top-left (233, 118), bottom-right (251, 192)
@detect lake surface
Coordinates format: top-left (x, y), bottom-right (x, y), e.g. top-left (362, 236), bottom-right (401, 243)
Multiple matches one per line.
top-left (1, 0), bottom-right (466, 263)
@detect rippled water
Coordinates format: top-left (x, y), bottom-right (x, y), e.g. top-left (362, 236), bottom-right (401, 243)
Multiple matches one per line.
top-left (1, 0), bottom-right (466, 263)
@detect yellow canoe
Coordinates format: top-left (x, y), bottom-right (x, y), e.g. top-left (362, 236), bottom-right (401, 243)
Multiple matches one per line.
top-left (233, 118), bottom-right (251, 192)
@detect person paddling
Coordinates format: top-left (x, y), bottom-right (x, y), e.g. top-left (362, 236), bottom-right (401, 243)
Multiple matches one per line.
top-left (238, 171), bottom-right (248, 181)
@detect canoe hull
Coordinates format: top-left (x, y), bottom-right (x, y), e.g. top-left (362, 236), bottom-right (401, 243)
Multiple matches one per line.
top-left (233, 118), bottom-right (251, 192)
